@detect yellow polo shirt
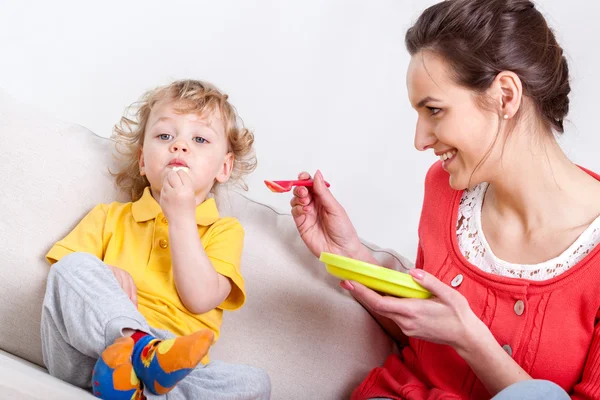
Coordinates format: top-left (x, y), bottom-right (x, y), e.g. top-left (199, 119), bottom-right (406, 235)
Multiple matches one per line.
top-left (46, 187), bottom-right (245, 362)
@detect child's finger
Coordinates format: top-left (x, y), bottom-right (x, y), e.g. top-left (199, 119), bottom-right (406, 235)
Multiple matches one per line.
top-left (175, 170), bottom-right (189, 185)
top-left (114, 272), bottom-right (124, 289)
top-left (162, 173), bottom-right (174, 189)
top-left (167, 171), bottom-right (181, 187)
top-left (117, 273), bottom-right (129, 297)
top-left (129, 280), bottom-right (138, 307)
top-left (122, 275), bottom-right (134, 303)
top-left (160, 186), bottom-right (169, 201)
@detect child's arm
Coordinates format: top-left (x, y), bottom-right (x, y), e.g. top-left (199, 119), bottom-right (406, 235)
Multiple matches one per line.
top-left (160, 170), bottom-right (233, 314)
top-left (168, 217), bottom-right (233, 314)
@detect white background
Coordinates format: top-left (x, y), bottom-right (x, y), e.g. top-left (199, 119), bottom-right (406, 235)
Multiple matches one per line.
top-left (2, 0), bottom-right (599, 260)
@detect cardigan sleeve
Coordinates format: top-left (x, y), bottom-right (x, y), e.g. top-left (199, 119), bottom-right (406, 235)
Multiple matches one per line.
top-left (570, 309), bottom-right (600, 399)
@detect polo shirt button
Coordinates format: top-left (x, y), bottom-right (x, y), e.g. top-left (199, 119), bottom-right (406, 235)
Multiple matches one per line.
top-left (502, 344), bottom-right (513, 357)
top-left (161, 217), bottom-right (167, 224)
top-left (514, 300), bottom-right (525, 316)
top-left (451, 274), bottom-right (463, 287)
top-left (159, 239), bottom-right (169, 249)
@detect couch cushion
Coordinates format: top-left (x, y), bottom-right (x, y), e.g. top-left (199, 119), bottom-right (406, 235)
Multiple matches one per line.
top-left (0, 91), bottom-right (121, 367)
top-left (213, 191), bottom-right (409, 399)
top-left (0, 350), bottom-right (94, 399)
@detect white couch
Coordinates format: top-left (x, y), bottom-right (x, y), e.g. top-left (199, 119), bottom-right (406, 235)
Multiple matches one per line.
top-left (0, 91), bottom-right (412, 399)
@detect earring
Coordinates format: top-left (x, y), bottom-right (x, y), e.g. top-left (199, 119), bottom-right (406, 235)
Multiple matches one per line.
top-left (503, 115), bottom-right (509, 120)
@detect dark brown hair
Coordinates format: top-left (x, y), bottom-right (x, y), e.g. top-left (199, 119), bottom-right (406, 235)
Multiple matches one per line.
top-left (405, 0), bottom-right (570, 134)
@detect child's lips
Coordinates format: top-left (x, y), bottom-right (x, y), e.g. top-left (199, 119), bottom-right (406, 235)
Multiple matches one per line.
top-left (168, 160), bottom-right (188, 168)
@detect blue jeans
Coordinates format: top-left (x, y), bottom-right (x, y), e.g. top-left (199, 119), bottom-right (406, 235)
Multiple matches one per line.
top-left (370, 379), bottom-right (569, 400)
top-left (491, 379), bottom-right (569, 399)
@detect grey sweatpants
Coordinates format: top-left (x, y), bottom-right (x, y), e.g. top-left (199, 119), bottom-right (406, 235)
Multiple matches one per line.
top-left (41, 252), bottom-right (271, 400)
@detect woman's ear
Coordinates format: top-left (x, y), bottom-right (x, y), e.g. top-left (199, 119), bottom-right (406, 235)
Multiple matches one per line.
top-left (493, 70), bottom-right (523, 120)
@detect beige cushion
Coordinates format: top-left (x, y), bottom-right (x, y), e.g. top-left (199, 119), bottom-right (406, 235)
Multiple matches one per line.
top-left (0, 90), bottom-right (409, 398)
top-left (0, 92), bottom-right (121, 367)
top-left (0, 350), bottom-right (94, 399)
top-left (213, 192), bottom-right (409, 399)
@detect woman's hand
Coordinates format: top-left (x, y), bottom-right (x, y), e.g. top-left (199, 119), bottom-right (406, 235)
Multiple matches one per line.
top-left (343, 269), bottom-right (533, 395)
top-left (290, 170), bottom-right (369, 261)
top-left (341, 269), bottom-right (489, 352)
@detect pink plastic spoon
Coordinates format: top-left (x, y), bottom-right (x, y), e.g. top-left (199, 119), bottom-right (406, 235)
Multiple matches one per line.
top-left (264, 179), bottom-right (331, 193)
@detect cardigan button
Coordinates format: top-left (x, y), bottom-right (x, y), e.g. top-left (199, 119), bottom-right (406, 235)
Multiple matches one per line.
top-left (159, 239), bottom-right (169, 249)
top-left (502, 344), bottom-right (513, 357)
top-left (451, 274), bottom-right (463, 287)
top-left (514, 300), bottom-right (525, 316)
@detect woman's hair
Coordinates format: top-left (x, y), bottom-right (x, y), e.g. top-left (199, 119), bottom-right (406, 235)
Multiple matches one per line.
top-left (112, 79), bottom-right (257, 201)
top-left (405, 0), bottom-right (570, 134)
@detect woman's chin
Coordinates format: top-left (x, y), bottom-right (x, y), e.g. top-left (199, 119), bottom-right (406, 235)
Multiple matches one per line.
top-left (448, 174), bottom-right (468, 191)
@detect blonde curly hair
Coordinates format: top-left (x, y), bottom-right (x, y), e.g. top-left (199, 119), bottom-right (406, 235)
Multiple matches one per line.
top-left (112, 79), bottom-right (256, 201)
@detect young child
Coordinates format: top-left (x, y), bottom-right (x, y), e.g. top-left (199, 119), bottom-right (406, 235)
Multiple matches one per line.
top-left (41, 80), bottom-right (271, 399)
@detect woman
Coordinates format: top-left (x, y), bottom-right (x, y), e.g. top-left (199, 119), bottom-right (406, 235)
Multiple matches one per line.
top-left (291, 0), bottom-right (600, 399)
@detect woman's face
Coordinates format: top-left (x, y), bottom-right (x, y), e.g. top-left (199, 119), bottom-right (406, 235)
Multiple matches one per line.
top-left (407, 51), bottom-right (504, 190)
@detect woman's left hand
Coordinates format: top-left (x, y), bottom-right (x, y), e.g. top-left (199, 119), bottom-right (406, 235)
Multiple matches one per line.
top-left (342, 269), bottom-right (488, 352)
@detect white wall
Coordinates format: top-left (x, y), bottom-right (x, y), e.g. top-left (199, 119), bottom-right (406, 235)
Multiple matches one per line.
top-left (1, 0), bottom-right (599, 260)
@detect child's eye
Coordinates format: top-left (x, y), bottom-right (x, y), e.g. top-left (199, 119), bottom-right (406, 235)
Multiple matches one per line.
top-left (194, 137), bottom-right (207, 144)
top-left (427, 107), bottom-right (441, 116)
top-left (158, 134), bottom-right (173, 140)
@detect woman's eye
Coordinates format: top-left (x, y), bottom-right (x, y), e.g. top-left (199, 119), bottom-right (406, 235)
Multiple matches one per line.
top-left (194, 137), bottom-right (207, 144)
top-left (427, 107), bottom-right (441, 116)
top-left (158, 134), bottom-right (173, 140)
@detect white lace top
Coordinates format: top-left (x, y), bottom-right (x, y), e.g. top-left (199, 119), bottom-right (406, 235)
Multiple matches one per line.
top-left (456, 183), bottom-right (600, 281)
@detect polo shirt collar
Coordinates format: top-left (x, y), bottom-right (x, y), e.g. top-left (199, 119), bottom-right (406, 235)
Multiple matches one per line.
top-left (132, 187), bottom-right (220, 226)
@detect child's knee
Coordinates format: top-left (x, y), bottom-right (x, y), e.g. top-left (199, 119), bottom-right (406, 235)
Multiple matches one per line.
top-left (247, 366), bottom-right (271, 397)
top-left (50, 252), bottom-right (104, 279)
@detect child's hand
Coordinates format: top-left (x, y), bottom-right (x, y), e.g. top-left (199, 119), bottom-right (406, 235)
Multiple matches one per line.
top-left (160, 170), bottom-right (196, 223)
top-left (107, 265), bottom-right (138, 307)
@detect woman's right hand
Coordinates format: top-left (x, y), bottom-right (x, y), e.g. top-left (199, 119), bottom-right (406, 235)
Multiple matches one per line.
top-left (290, 170), bottom-right (367, 260)
top-left (107, 265), bottom-right (138, 307)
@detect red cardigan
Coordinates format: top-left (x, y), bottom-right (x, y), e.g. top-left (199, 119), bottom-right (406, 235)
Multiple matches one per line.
top-left (352, 162), bottom-right (600, 400)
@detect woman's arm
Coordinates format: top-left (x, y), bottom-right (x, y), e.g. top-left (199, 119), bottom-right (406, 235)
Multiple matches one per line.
top-left (570, 310), bottom-right (600, 399)
top-left (342, 270), bottom-right (534, 396)
top-left (455, 322), bottom-right (532, 395)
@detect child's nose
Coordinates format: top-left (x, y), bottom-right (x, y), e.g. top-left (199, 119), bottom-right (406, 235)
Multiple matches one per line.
top-left (170, 140), bottom-right (189, 153)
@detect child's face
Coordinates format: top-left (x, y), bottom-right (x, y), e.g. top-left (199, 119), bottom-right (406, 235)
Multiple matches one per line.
top-left (407, 51), bottom-right (504, 190)
top-left (139, 99), bottom-right (233, 203)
